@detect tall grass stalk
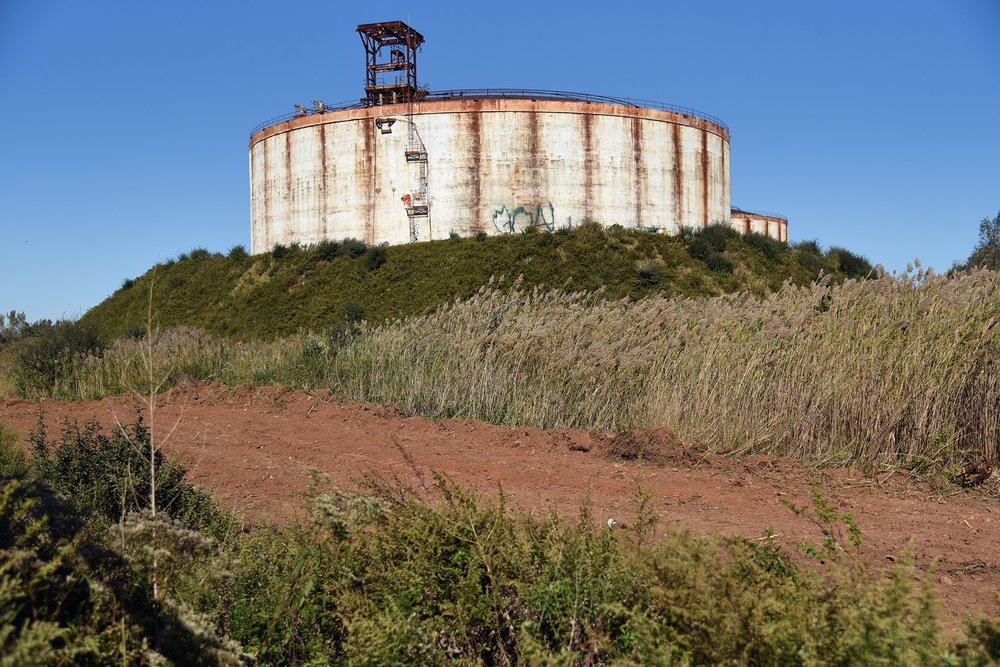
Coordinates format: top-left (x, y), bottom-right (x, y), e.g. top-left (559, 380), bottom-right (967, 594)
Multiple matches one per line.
top-left (47, 270), bottom-right (1000, 469)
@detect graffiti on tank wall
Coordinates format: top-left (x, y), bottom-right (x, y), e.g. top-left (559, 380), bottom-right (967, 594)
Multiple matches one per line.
top-left (492, 203), bottom-right (571, 234)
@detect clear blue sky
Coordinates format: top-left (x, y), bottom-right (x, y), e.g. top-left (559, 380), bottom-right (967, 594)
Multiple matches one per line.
top-left (1, 0), bottom-right (998, 322)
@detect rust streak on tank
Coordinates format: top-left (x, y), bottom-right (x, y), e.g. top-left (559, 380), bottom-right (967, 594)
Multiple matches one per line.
top-left (284, 132), bottom-right (292, 244)
top-left (672, 123), bottom-right (683, 229)
top-left (469, 112), bottom-right (483, 233)
top-left (319, 124), bottom-right (328, 239)
top-left (261, 143), bottom-right (269, 251)
top-left (582, 112), bottom-right (594, 222)
top-left (528, 108), bottom-right (540, 206)
top-left (721, 140), bottom-right (726, 215)
top-left (631, 117), bottom-right (643, 228)
top-left (362, 119), bottom-right (375, 245)
top-left (701, 130), bottom-right (709, 228)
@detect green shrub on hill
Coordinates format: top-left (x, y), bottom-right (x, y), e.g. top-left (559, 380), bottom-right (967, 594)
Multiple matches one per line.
top-left (80, 226), bottom-right (855, 341)
top-left (827, 245), bottom-right (874, 278)
top-left (14, 320), bottom-right (104, 397)
top-left (30, 415), bottom-right (232, 538)
top-left (744, 231), bottom-right (786, 261)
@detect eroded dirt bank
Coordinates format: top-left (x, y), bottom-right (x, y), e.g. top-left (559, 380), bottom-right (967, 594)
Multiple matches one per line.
top-left (2, 381), bottom-right (998, 626)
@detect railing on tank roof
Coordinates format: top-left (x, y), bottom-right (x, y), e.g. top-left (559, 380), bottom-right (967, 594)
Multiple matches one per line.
top-left (250, 99), bottom-right (365, 136)
top-left (422, 89), bottom-right (729, 132)
top-left (250, 89), bottom-right (729, 137)
top-left (731, 206), bottom-right (787, 221)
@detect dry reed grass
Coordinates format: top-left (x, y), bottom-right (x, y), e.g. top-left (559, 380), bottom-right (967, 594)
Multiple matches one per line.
top-left (51, 269), bottom-right (1000, 469)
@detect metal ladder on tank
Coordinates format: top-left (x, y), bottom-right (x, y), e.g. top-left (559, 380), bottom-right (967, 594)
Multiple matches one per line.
top-left (403, 98), bottom-right (429, 242)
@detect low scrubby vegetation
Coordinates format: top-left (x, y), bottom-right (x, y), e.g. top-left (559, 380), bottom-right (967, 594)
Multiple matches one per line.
top-left (959, 210), bottom-right (1000, 271)
top-left (17, 267), bottom-right (998, 472)
top-left (80, 225), bottom-right (864, 341)
top-left (2, 419), bottom-right (998, 665)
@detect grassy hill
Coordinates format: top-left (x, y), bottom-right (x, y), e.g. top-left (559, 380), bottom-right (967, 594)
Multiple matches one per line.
top-left (82, 224), bottom-right (871, 341)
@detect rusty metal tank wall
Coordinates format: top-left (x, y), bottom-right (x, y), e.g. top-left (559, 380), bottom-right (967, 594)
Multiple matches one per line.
top-left (249, 98), bottom-right (732, 253)
top-left (729, 209), bottom-right (788, 242)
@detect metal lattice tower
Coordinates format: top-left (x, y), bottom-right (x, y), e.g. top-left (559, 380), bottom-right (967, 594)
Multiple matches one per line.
top-left (358, 21), bottom-right (430, 239)
top-left (356, 21), bottom-right (425, 107)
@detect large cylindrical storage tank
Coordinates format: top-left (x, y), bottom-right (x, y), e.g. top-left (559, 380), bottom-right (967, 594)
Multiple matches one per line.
top-left (249, 94), bottom-right (731, 253)
top-left (729, 208), bottom-right (788, 243)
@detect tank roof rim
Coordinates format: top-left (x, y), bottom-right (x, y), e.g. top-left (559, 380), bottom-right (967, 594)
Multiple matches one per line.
top-left (731, 206), bottom-right (788, 221)
top-left (249, 88), bottom-right (729, 138)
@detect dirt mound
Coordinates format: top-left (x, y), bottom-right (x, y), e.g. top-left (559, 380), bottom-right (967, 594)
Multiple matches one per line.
top-left (1, 381), bottom-right (998, 628)
top-left (597, 427), bottom-right (710, 466)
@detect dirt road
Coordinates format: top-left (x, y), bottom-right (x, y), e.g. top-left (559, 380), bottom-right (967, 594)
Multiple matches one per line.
top-left (2, 381), bottom-right (997, 626)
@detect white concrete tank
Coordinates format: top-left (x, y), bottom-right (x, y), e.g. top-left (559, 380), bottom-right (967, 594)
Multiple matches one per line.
top-left (730, 207), bottom-right (788, 243)
top-left (248, 91), bottom-right (734, 253)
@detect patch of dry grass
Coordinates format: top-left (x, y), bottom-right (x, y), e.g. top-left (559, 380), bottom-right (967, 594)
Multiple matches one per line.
top-left (44, 269), bottom-right (1000, 470)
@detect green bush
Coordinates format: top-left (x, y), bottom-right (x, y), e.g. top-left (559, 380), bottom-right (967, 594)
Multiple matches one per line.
top-left (1, 473), bottom-right (244, 664)
top-left (189, 247), bottom-right (212, 260)
top-left (365, 246), bottom-right (388, 271)
top-left (688, 238), bottom-right (733, 273)
top-left (341, 237), bottom-right (367, 258)
top-left (125, 324), bottom-right (147, 340)
top-left (219, 480), bottom-right (988, 664)
top-left (313, 238), bottom-right (341, 261)
top-left (636, 260), bottom-right (664, 286)
top-left (0, 311), bottom-right (29, 344)
top-left (271, 243), bottom-right (289, 259)
top-left (687, 236), bottom-right (713, 261)
top-left (705, 251), bottom-right (735, 273)
top-left (793, 239), bottom-right (823, 255)
top-left (743, 231), bottom-right (786, 260)
top-left (962, 210), bottom-right (1000, 271)
top-left (227, 244), bottom-right (248, 260)
top-left (953, 603), bottom-right (1000, 664)
top-left (343, 301), bottom-right (364, 324)
top-left (14, 321), bottom-right (104, 397)
top-left (697, 222), bottom-right (740, 251)
top-left (797, 248), bottom-right (828, 277)
top-left (30, 416), bottom-right (231, 538)
top-left (828, 246), bottom-right (874, 278)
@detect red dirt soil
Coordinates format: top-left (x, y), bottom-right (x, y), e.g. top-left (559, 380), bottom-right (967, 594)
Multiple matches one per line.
top-left (3, 381), bottom-right (998, 628)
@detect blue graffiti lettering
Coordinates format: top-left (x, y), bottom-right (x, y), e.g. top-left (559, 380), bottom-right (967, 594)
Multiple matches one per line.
top-left (491, 203), bottom-right (567, 234)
